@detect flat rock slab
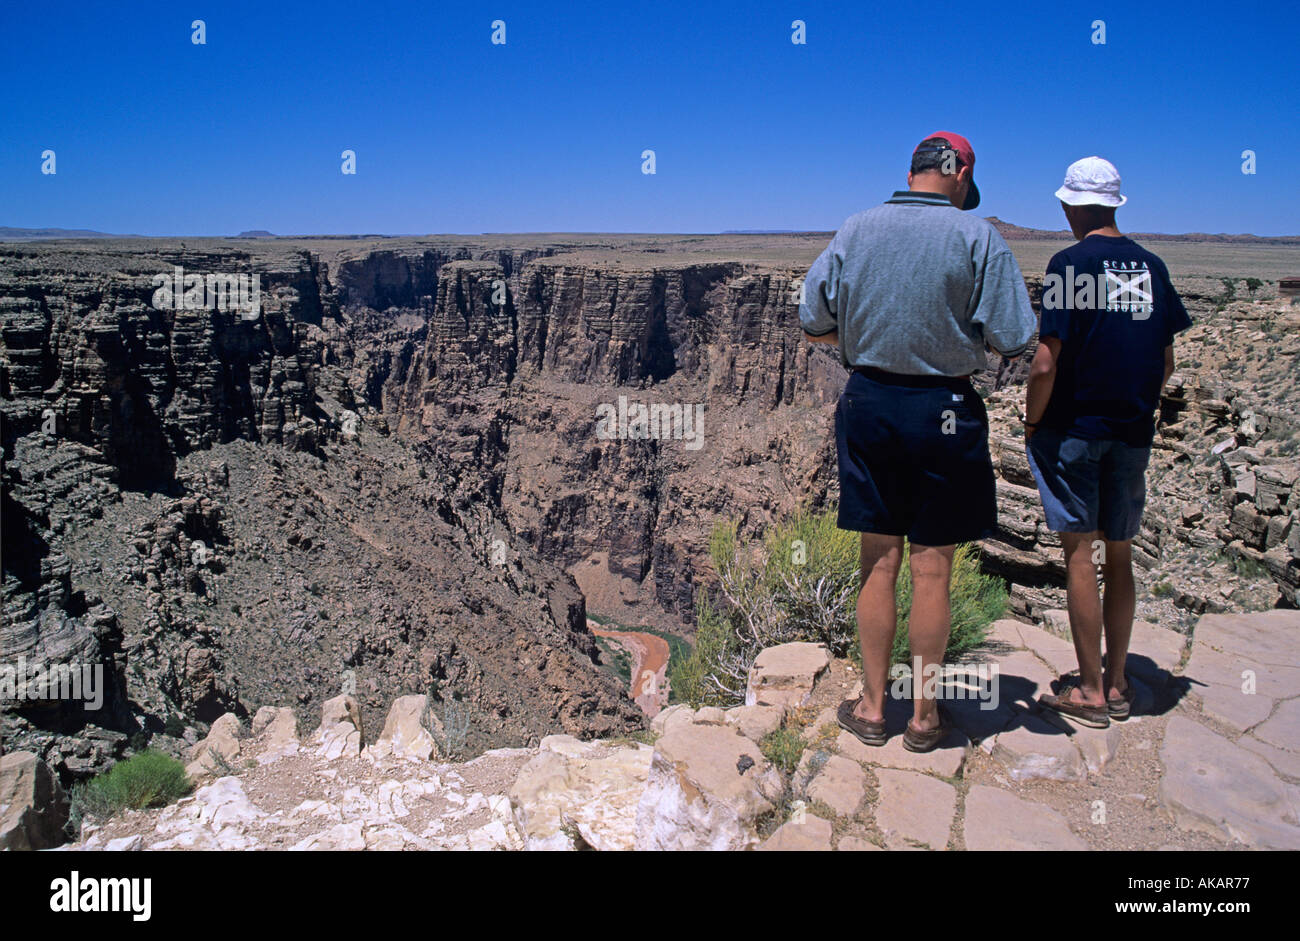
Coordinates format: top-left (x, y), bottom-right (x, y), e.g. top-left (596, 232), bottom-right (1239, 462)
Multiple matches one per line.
top-left (758, 814), bottom-right (833, 851)
top-left (991, 717), bottom-right (1087, 783)
top-left (805, 754), bottom-right (867, 817)
top-left (836, 834), bottom-right (882, 851)
top-left (1158, 716), bottom-right (1300, 849)
top-left (1018, 621), bottom-right (1079, 679)
top-left (1128, 621), bottom-right (1187, 677)
top-left (746, 642), bottom-right (831, 708)
top-left (874, 768), bottom-right (956, 850)
top-left (725, 704), bottom-right (786, 743)
top-left (1182, 611), bottom-right (1300, 732)
top-left (963, 785), bottom-right (1087, 851)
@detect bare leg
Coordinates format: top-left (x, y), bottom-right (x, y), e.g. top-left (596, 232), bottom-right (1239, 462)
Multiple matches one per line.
top-left (907, 543), bottom-right (955, 733)
top-left (1060, 531), bottom-right (1106, 707)
top-left (1101, 539), bottom-right (1135, 700)
top-left (852, 533), bottom-right (905, 723)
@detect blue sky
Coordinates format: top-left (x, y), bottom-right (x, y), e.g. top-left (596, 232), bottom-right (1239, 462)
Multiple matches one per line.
top-left (2, 0), bottom-right (1296, 235)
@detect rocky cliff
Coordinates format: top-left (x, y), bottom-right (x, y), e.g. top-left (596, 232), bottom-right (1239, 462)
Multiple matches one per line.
top-left (4, 235), bottom-right (1298, 791)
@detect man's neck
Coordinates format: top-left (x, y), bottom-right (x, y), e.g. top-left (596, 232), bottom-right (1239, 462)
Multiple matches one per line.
top-left (1081, 225), bottom-right (1122, 239)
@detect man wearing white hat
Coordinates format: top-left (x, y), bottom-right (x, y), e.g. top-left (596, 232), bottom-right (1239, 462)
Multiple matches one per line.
top-left (1023, 157), bottom-right (1191, 729)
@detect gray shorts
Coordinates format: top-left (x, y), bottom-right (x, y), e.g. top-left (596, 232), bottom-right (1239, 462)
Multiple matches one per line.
top-left (1026, 430), bottom-right (1151, 541)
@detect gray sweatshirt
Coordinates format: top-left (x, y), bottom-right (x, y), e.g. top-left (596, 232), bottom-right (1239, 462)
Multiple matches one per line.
top-left (799, 191), bottom-right (1036, 375)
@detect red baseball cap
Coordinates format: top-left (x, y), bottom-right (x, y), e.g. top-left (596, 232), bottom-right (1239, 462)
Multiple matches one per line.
top-left (913, 131), bottom-right (980, 210)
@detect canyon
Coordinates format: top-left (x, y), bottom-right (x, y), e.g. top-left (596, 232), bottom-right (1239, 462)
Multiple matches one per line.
top-left (2, 233), bottom-right (1298, 789)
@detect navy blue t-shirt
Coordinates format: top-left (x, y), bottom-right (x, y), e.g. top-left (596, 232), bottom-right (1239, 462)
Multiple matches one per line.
top-left (1038, 235), bottom-right (1191, 446)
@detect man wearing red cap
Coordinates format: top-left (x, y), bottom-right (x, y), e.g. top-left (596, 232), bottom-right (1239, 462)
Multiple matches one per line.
top-left (800, 132), bottom-right (1036, 752)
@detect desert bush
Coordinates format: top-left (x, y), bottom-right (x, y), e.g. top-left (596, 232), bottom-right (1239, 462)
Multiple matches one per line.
top-left (69, 750), bottom-right (191, 828)
top-left (676, 509), bottom-right (1006, 707)
top-left (760, 727), bottom-right (807, 776)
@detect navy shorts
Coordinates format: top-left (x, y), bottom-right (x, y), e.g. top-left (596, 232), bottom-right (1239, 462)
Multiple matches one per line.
top-left (1027, 430), bottom-right (1150, 541)
top-left (835, 368), bottom-right (997, 545)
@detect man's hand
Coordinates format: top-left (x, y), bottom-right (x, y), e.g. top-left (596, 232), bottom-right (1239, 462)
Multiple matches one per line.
top-left (804, 330), bottom-right (839, 345)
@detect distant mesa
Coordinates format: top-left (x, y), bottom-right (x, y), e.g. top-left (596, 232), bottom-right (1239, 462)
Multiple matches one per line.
top-left (236, 230), bottom-right (276, 239)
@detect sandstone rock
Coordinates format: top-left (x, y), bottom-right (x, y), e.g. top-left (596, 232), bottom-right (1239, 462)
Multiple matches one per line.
top-left (758, 814), bottom-right (833, 851)
top-left (371, 694), bottom-right (439, 761)
top-left (509, 735), bottom-right (652, 851)
top-left (195, 776), bottom-right (266, 830)
top-left (292, 821), bottom-right (367, 851)
top-left (724, 704), bottom-right (785, 743)
top-left (0, 752), bottom-right (70, 850)
top-left (963, 785), bottom-right (1087, 851)
top-left (836, 834), bottom-right (882, 851)
top-left (1070, 722), bottom-right (1124, 774)
top-left (634, 723), bottom-right (783, 850)
top-left (874, 768), bottom-right (956, 850)
top-left (251, 705), bottom-right (300, 764)
top-left (693, 706), bottom-right (726, 725)
top-left (185, 712), bottom-right (244, 779)
top-left (1182, 610), bottom-right (1300, 733)
top-left (804, 754), bottom-right (866, 817)
top-left (1018, 620), bottom-right (1078, 678)
top-left (745, 642), bottom-right (831, 708)
top-left (1158, 716), bottom-right (1300, 849)
top-left (314, 694), bottom-right (364, 760)
top-left (991, 718), bottom-right (1087, 783)
top-left (650, 703), bottom-right (694, 736)
top-left (105, 835), bottom-right (144, 852)
top-left (252, 706), bottom-right (299, 745)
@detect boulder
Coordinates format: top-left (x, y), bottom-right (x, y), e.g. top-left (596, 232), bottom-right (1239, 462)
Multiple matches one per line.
top-left (185, 712), bottom-right (244, 779)
top-left (509, 735), bottom-right (653, 851)
top-left (745, 642), bottom-right (831, 708)
top-left (634, 722), bottom-right (783, 850)
top-left (0, 752), bottom-right (69, 850)
top-left (370, 694), bottom-right (439, 761)
top-left (251, 705), bottom-right (300, 763)
top-left (313, 695), bottom-right (364, 760)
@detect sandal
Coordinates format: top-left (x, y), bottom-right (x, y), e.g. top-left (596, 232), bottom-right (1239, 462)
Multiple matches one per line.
top-left (1039, 679), bottom-right (1110, 729)
top-left (902, 704), bottom-right (951, 753)
top-left (837, 698), bottom-right (887, 746)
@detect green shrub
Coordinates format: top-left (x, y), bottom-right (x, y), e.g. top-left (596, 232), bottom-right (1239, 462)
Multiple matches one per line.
top-left (760, 727), bottom-right (806, 776)
top-left (677, 509), bottom-right (1006, 706)
top-left (70, 750), bottom-right (191, 823)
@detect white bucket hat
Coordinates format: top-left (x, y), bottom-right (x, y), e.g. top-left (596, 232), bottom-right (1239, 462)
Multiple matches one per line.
top-left (1055, 156), bottom-right (1127, 207)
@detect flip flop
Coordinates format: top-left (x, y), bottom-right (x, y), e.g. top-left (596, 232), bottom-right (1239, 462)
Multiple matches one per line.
top-left (837, 697), bottom-right (887, 746)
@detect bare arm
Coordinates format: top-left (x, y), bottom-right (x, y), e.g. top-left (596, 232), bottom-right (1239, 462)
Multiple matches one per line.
top-left (1163, 343), bottom-right (1175, 389)
top-left (1024, 336), bottom-right (1062, 440)
top-left (804, 330), bottom-right (839, 345)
